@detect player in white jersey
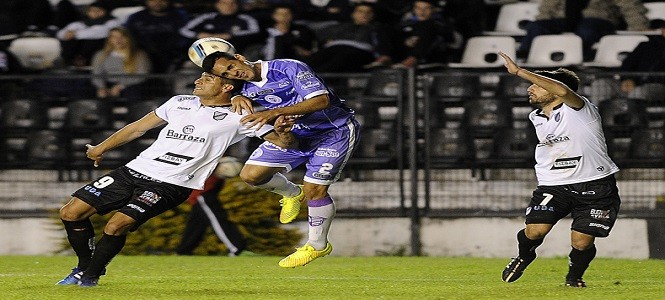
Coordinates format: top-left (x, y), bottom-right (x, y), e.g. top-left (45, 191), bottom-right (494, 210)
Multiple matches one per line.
top-left (497, 52), bottom-right (622, 288)
top-left (56, 72), bottom-right (296, 287)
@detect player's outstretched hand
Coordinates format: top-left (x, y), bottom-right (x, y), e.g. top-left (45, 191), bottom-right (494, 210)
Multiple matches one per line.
top-left (274, 115), bottom-right (296, 134)
top-left (85, 144), bottom-right (103, 167)
top-left (240, 109), bottom-right (279, 131)
top-left (498, 51), bottom-right (521, 75)
top-left (230, 95), bottom-right (254, 114)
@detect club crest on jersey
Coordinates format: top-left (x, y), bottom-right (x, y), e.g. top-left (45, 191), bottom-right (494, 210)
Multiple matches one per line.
top-left (264, 95), bottom-right (282, 104)
top-left (213, 111), bottom-right (228, 120)
top-left (183, 125), bottom-right (195, 134)
top-left (550, 156), bottom-right (581, 170)
top-left (554, 112), bottom-right (561, 122)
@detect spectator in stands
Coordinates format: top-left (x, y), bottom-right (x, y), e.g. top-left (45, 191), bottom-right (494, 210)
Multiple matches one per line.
top-left (0, 0), bottom-right (53, 45)
top-left (353, 0), bottom-right (411, 25)
top-left (57, 1), bottom-right (122, 68)
top-left (262, 4), bottom-right (316, 61)
top-left (619, 20), bottom-right (665, 97)
top-left (304, 2), bottom-right (392, 72)
top-left (293, 0), bottom-right (352, 31)
top-left (98, 0), bottom-right (144, 11)
top-left (125, 0), bottom-right (190, 73)
top-left (517, 0), bottom-right (650, 61)
top-left (442, 0), bottom-right (486, 41)
top-left (90, 27), bottom-right (152, 101)
top-left (179, 0), bottom-right (263, 54)
top-left (51, 0), bottom-right (82, 36)
top-left (393, 0), bottom-right (460, 68)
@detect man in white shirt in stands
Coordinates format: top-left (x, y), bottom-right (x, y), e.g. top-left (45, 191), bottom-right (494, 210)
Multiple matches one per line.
top-left (497, 51), bottom-right (622, 288)
top-left (55, 72), bottom-right (296, 287)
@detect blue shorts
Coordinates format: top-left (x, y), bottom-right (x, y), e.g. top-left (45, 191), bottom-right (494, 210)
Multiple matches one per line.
top-left (246, 118), bottom-right (360, 185)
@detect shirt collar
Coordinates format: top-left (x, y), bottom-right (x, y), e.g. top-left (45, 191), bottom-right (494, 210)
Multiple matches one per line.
top-left (249, 60), bottom-right (269, 88)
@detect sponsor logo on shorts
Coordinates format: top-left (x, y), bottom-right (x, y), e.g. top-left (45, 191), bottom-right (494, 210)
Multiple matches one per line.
top-left (589, 222), bottom-right (609, 230)
top-left (531, 205), bottom-right (554, 212)
top-left (176, 106), bottom-right (191, 110)
top-left (550, 156), bottom-right (581, 170)
top-left (315, 148), bottom-right (340, 158)
top-left (263, 142), bottom-right (287, 152)
top-left (154, 152), bottom-right (194, 165)
top-left (249, 148), bottom-right (264, 159)
top-left (83, 185), bottom-right (102, 197)
top-left (127, 203), bottom-right (145, 213)
top-left (137, 190), bottom-right (161, 206)
top-left (590, 209), bottom-right (610, 219)
top-left (312, 171), bottom-right (332, 180)
top-left (127, 169), bottom-right (162, 182)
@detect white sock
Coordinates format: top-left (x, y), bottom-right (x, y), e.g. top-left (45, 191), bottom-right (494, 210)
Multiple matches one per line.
top-left (255, 173), bottom-right (300, 197)
top-left (307, 196), bottom-right (335, 250)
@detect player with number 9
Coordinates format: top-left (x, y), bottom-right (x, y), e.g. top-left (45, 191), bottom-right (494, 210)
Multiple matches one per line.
top-left (55, 71), bottom-right (296, 287)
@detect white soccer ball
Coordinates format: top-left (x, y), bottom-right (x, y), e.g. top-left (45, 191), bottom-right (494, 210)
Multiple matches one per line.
top-left (188, 37), bottom-right (237, 68)
top-left (214, 156), bottom-right (244, 178)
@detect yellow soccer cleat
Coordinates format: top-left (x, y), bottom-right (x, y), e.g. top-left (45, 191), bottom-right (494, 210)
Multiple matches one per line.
top-left (279, 185), bottom-right (304, 223)
top-left (278, 242), bottom-right (332, 268)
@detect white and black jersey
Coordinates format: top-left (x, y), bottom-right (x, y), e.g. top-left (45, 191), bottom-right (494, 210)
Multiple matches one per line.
top-left (125, 95), bottom-right (273, 189)
top-left (530, 96), bottom-right (619, 186)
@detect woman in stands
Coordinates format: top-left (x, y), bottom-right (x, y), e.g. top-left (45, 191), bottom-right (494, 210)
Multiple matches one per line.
top-left (90, 27), bottom-right (152, 101)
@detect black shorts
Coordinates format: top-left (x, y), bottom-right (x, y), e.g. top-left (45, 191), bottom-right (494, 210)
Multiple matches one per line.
top-left (72, 166), bottom-right (192, 230)
top-left (524, 174), bottom-right (621, 237)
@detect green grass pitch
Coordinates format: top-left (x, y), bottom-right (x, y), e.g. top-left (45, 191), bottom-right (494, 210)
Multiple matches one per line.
top-left (1, 256), bottom-right (664, 299)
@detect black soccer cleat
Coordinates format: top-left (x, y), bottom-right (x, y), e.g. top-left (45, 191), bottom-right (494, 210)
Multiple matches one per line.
top-left (565, 278), bottom-right (587, 288)
top-left (502, 256), bottom-right (534, 283)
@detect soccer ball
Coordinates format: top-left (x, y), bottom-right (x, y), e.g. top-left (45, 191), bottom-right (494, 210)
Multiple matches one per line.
top-left (214, 156), bottom-right (244, 178)
top-left (188, 37), bottom-right (237, 68)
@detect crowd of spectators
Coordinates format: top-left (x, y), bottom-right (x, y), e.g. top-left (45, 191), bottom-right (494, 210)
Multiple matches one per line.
top-left (0, 0), bottom-right (475, 75)
top-left (0, 0), bottom-right (663, 85)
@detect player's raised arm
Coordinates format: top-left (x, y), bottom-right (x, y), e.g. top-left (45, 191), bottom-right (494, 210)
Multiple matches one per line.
top-left (498, 51), bottom-right (584, 109)
top-left (86, 112), bottom-right (166, 167)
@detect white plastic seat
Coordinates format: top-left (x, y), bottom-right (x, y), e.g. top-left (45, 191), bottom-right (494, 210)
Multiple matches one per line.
top-left (583, 35), bottom-right (649, 68)
top-left (645, 2), bottom-right (665, 23)
top-left (523, 34), bottom-right (583, 67)
top-left (111, 6), bottom-right (145, 24)
top-left (484, 2), bottom-right (540, 36)
top-left (8, 37), bottom-right (62, 70)
top-left (448, 36), bottom-right (516, 68)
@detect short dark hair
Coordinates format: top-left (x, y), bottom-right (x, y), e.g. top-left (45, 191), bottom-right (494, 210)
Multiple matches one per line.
top-left (201, 51), bottom-right (236, 74)
top-left (533, 68), bottom-right (580, 92)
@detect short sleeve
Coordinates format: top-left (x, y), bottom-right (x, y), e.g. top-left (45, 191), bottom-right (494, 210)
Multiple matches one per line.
top-left (154, 96), bottom-right (180, 121)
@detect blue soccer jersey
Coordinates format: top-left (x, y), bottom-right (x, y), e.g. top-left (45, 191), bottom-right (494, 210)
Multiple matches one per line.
top-left (240, 59), bottom-right (355, 138)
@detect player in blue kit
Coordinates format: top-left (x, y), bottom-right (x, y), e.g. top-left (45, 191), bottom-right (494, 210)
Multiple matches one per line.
top-left (201, 51), bottom-right (360, 267)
